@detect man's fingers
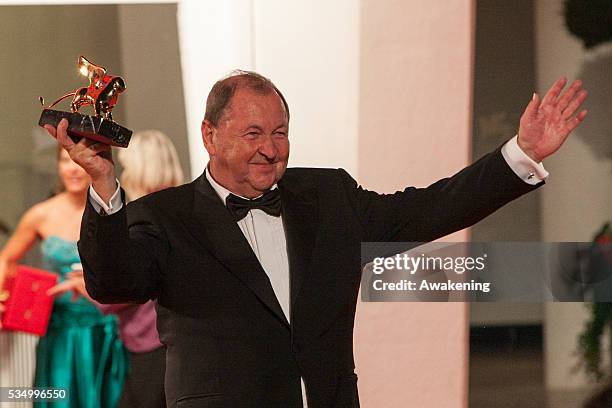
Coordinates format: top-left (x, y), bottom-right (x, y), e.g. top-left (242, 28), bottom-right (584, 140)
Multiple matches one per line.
top-left (541, 77), bottom-right (567, 106)
top-left (71, 138), bottom-right (111, 160)
top-left (88, 142), bottom-right (111, 156)
top-left (78, 137), bottom-right (106, 151)
top-left (43, 124), bottom-right (57, 138)
top-left (58, 118), bottom-right (69, 133)
top-left (72, 140), bottom-right (111, 160)
top-left (524, 93), bottom-right (540, 119)
top-left (562, 90), bottom-right (588, 119)
top-left (55, 119), bottom-right (76, 150)
top-left (566, 110), bottom-right (588, 133)
top-left (78, 137), bottom-right (97, 148)
top-left (556, 80), bottom-right (582, 112)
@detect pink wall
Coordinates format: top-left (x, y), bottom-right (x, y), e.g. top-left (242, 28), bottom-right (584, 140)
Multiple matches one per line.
top-left (354, 1), bottom-right (475, 406)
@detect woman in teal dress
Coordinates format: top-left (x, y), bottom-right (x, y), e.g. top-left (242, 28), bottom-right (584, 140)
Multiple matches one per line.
top-left (0, 148), bottom-right (128, 408)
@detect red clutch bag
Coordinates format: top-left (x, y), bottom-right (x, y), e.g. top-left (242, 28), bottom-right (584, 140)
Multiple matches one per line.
top-left (1, 265), bottom-right (58, 336)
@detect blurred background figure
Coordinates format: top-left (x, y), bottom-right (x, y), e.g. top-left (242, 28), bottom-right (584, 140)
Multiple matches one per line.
top-left (0, 218), bottom-right (37, 408)
top-left (0, 148), bottom-right (127, 408)
top-left (117, 129), bottom-right (185, 201)
top-left (114, 129), bottom-right (183, 408)
top-left (53, 130), bottom-right (184, 408)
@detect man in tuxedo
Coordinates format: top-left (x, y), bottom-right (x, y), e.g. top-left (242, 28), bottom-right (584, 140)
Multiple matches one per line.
top-left (48, 71), bottom-right (587, 408)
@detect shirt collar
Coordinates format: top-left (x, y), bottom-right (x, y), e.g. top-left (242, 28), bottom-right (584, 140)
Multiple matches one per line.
top-left (205, 165), bottom-right (278, 207)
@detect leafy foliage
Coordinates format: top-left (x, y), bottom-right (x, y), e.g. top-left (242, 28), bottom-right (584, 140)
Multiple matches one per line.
top-left (578, 223), bottom-right (612, 380)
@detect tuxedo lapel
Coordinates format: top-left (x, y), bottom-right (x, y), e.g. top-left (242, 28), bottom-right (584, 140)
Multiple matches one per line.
top-left (188, 175), bottom-right (290, 329)
top-left (278, 179), bottom-right (319, 316)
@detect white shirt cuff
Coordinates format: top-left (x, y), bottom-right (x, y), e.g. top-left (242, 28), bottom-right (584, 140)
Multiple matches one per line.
top-left (88, 180), bottom-right (123, 215)
top-left (501, 135), bottom-right (549, 185)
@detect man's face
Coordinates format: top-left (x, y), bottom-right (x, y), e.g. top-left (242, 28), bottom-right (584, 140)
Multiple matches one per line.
top-left (203, 87), bottom-right (289, 198)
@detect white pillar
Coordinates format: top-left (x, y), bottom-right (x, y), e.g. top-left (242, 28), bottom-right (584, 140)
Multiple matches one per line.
top-left (177, 0), bottom-right (254, 178)
top-left (354, 1), bottom-right (474, 406)
top-left (252, 0), bottom-right (359, 173)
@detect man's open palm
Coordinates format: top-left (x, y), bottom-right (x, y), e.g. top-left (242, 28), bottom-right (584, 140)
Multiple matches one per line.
top-left (518, 77), bottom-right (587, 163)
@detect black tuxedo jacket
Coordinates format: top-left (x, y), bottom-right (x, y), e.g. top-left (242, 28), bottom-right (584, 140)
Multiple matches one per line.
top-left (78, 147), bottom-right (540, 408)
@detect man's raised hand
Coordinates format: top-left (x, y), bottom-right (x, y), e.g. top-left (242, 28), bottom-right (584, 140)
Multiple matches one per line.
top-left (44, 119), bottom-right (118, 202)
top-left (517, 77), bottom-right (588, 163)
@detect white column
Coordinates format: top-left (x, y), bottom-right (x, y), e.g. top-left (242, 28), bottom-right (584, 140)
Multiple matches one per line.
top-left (252, 0), bottom-right (359, 174)
top-left (177, 0), bottom-right (254, 178)
top-left (354, 1), bottom-right (474, 407)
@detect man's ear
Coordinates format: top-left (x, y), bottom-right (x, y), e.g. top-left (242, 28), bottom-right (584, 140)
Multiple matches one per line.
top-left (201, 120), bottom-right (216, 156)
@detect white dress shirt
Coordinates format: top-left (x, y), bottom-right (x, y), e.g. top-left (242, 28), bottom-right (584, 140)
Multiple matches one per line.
top-left (204, 170), bottom-right (310, 407)
top-left (204, 170), bottom-right (292, 322)
top-left (88, 136), bottom-right (547, 407)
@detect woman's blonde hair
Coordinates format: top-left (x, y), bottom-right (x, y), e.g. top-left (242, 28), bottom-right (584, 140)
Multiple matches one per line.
top-left (118, 130), bottom-right (184, 201)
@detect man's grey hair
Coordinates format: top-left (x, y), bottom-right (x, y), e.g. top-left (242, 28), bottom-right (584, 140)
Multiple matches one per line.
top-left (204, 70), bottom-right (290, 126)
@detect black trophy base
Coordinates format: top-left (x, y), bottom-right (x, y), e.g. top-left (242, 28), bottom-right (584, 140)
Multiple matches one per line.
top-left (38, 109), bottom-right (132, 148)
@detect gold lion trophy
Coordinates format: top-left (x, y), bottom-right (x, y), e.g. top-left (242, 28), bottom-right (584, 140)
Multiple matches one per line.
top-left (38, 56), bottom-right (132, 147)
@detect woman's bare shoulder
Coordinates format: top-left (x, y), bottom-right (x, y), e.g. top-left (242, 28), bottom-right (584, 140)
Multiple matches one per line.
top-left (22, 195), bottom-right (62, 225)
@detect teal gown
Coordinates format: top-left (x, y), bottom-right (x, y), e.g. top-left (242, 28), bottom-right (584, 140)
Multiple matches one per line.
top-left (34, 236), bottom-right (129, 408)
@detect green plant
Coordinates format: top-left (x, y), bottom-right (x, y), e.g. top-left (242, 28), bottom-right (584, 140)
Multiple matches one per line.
top-left (578, 222), bottom-right (612, 380)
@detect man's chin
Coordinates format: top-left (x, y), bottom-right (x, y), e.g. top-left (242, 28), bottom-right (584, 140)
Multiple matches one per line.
top-left (250, 168), bottom-right (285, 190)
top-left (250, 175), bottom-right (281, 193)
top-left (252, 181), bottom-right (276, 193)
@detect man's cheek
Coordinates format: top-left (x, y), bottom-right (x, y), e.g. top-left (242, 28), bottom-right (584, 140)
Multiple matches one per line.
top-left (275, 162), bottom-right (288, 179)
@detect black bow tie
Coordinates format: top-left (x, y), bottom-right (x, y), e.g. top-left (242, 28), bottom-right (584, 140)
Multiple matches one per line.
top-left (226, 189), bottom-right (282, 221)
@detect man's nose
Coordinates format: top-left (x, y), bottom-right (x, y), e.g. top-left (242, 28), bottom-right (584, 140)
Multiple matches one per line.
top-left (258, 134), bottom-right (278, 159)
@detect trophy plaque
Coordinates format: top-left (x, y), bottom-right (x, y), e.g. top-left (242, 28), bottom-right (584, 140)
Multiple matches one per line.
top-left (38, 56), bottom-right (132, 148)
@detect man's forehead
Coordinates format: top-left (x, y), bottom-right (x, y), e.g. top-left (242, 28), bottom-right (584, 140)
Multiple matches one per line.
top-left (232, 87), bottom-right (281, 103)
top-left (223, 88), bottom-right (287, 121)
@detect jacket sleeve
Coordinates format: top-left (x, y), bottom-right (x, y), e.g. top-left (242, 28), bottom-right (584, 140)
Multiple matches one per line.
top-left (341, 146), bottom-right (543, 243)
top-left (77, 190), bottom-right (168, 304)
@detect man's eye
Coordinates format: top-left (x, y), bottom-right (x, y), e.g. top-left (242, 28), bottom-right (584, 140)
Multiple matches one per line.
top-left (274, 132), bottom-right (287, 137)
